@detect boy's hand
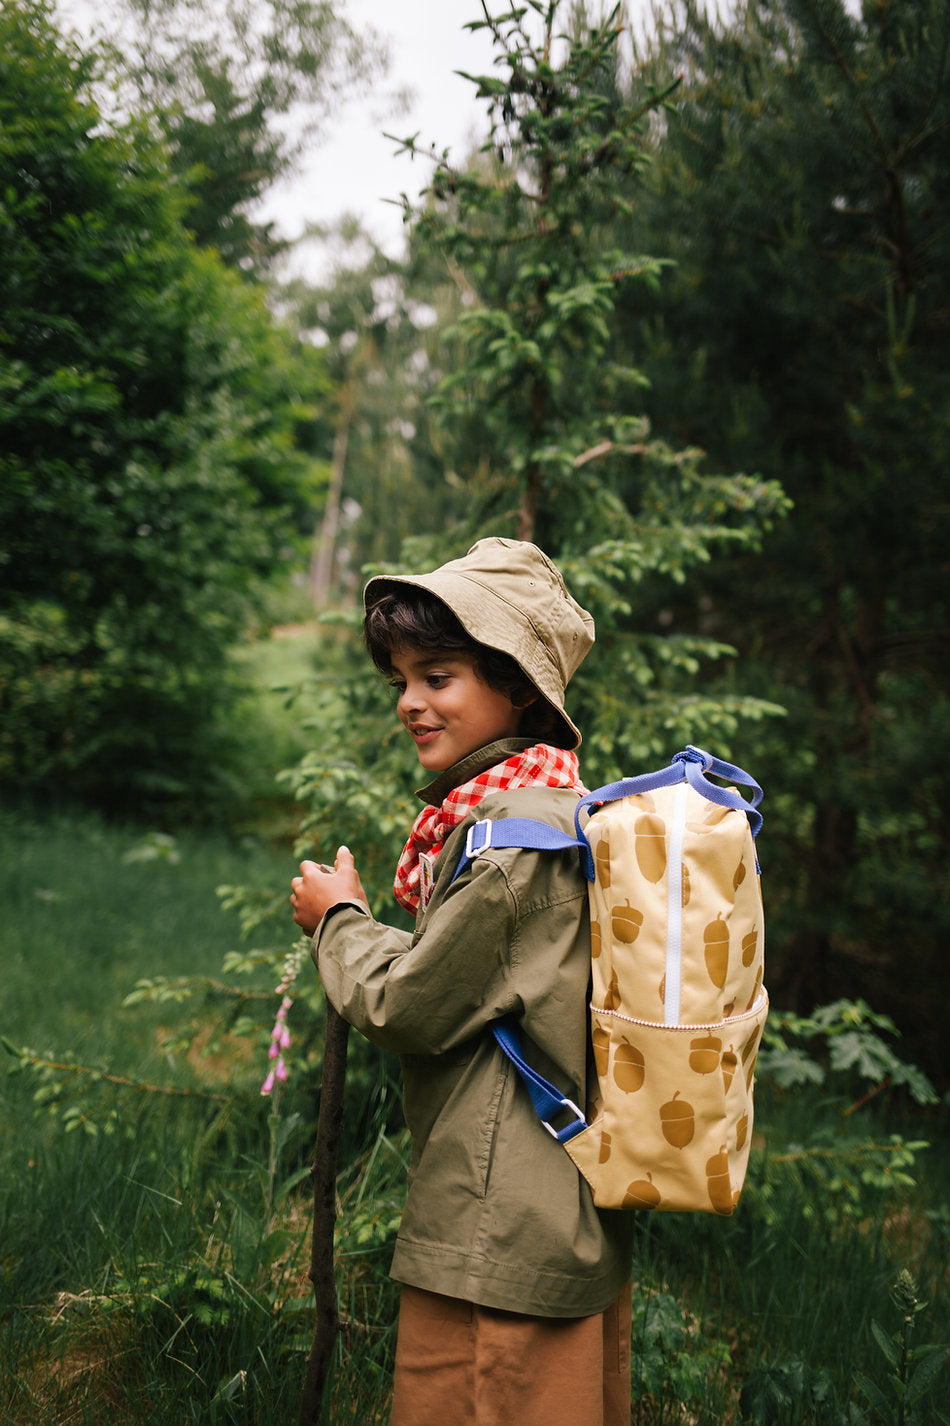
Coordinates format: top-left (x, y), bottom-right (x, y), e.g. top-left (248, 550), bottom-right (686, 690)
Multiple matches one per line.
top-left (290, 846), bottom-right (368, 934)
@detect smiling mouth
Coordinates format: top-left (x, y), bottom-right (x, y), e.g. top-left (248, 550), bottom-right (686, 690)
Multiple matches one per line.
top-left (410, 726), bottom-right (442, 742)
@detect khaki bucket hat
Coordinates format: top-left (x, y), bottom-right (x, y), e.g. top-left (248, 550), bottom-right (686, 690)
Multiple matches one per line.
top-left (363, 538), bottom-right (595, 748)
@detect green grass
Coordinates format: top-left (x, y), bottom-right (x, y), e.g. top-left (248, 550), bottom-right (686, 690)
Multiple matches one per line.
top-left (1, 798), bottom-right (947, 1425)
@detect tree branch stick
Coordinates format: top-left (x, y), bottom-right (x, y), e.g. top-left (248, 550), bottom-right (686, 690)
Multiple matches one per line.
top-left (298, 1002), bottom-right (351, 1426)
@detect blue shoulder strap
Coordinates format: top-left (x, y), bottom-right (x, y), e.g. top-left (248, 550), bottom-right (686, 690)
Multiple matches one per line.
top-left (491, 1019), bottom-right (587, 1143)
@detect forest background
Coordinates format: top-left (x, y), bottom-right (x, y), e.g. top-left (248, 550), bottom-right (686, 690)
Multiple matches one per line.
top-left (1, 0), bottom-right (948, 1423)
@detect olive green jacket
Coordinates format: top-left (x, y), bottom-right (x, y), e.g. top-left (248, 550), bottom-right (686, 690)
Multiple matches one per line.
top-left (313, 739), bottom-right (633, 1317)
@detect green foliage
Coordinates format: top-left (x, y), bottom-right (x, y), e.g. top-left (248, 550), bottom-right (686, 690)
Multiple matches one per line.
top-left (741, 1355), bottom-right (846, 1426)
top-left (758, 1000), bottom-right (938, 1109)
top-left (630, 1287), bottom-right (731, 1417)
top-left (852, 1271), bottom-right (950, 1426)
top-left (396, 0), bottom-right (788, 584)
top-left (0, 0), bottom-right (330, 808)
top-left (624, 0), bottom-right (950, 1082)
top-left (739, 1272), bottom-right (949, 1426)
top-left (68, 0), bottom-right (384, 274)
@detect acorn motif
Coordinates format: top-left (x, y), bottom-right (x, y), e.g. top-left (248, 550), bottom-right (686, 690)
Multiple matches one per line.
top-left (594, 835), bottom-right (611, 888)
top-left (613, 1039), bottom-right (645, 1093)
top-left (611, 900), bottom-right (644, 945)
top-left (660, 1091), bottom-right (695, 1148)
top-left (623, 1173), bottom-right (661, 1210)
top-left (599, 1130), bottom-right (612, 1164)
top-left (744, 965), bottom-right (763, 1011)
top-left (682, 862), bottom-right (691, 906)
top-left (704, 913), bottom-right (729, 989)
top-left (704, 804), bottom-right (732, 826)
top-left (735, 1113), bottom-right (749, 1152)
top-left (634, 813), bottom-right (667, 883)
top-left (723, 1000), bottom-right (736, 1017)
top-left (592, 1024), bottom-right (610, 1076)
top-left (741, 928), bottom-right (758, 968)
top-left (721, 1046), bottom-right (738, 1093)
top-left (590, 918), bottom-right (603, 959)
top-left (603, 970), bottom-right (622, 1012)
top-left (739, 1026), bottom-right (760, 1065)
top-left (706, 1146), bottom-right (734, 1216)
top-left (689, 1034), bottom-right (722, 1075)
top-left (733, 858), bottom-right (747, 890)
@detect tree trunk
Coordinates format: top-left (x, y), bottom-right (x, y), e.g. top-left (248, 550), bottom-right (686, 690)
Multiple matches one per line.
top-left (310, 420), bottom-right (350, 610)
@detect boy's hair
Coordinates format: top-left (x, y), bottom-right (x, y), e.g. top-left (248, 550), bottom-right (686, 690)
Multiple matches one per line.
top-left (364, 588), bottom-right (563, 745)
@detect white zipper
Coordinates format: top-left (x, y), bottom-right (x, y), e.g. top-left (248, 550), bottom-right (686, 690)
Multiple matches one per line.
top-left (663, 782), bottom-right (689, 1026)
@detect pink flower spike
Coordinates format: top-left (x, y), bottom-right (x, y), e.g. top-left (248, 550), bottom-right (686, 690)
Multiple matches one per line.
top-left (275, 1059), bottom-right (288, 1082)
top-left (261, 1071), bottom-right (275, 1096)
top-left (269, 1042), bottom-right (279, 1060)
top-left (280, 1027), bottom-right (291, 1050)
top-left (281, 996), bottom-right (293, 1013)
top-left (271, 1023), bottom-right (283, 1041)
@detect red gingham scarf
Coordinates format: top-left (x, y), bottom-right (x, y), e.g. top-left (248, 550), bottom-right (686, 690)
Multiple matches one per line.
top-left (394, 743), bottom-right (586, 915)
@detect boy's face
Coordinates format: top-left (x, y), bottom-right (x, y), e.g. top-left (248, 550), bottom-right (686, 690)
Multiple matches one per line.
top-left (389, 647), bottom-right (528, 772)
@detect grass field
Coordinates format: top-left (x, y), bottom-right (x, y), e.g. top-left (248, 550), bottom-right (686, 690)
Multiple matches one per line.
top-left (1, 634), bottom-right (947, 1424)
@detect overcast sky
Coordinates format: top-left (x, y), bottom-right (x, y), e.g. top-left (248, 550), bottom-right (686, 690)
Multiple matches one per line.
top-left (56, 0), bottom-right (665, 281)
top-left (258, 0), bottom-right (660, 282)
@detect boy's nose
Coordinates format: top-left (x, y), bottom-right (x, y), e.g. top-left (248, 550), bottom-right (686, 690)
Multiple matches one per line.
top-left (398, 683), bottom-right (425, 717)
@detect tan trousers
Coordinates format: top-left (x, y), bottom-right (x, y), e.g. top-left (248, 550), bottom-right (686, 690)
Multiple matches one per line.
top-left (389, 1280), bottom-right (632, 1426)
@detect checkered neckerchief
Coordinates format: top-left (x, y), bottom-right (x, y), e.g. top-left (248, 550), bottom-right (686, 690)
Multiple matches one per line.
top-left (394, 742), bottom-right (585, 915)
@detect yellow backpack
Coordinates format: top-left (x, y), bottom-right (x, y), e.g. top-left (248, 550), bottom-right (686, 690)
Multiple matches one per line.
top-left (458, 746), bottom-right (768, 1214)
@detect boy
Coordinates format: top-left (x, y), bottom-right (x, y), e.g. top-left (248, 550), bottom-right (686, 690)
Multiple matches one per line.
top-left (291, 538), bottom-right (633, 1426)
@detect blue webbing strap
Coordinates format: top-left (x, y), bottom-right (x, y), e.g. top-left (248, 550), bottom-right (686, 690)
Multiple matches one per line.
top-left (491, 1020), bottom-right (587, 1144)
top-left (573, 744), bottom-right (763, 877)
top-left (450, 816), bottom-right (582, 884)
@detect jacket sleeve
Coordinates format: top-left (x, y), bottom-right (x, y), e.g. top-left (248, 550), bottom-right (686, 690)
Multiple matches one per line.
top-left (313, 853), bottom-right (528, 1055)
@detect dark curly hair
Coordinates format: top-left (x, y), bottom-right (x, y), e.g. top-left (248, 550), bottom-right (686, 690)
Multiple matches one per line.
top-left (363, 587), bottom-right (564, 745)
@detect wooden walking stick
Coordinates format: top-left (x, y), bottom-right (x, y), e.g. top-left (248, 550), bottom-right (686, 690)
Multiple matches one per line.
top-left (298, 1000), bottom-right (351, 1426)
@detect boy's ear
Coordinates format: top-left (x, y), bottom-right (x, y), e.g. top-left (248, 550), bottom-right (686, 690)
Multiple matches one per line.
top-left (513, 691), bottom-right (539, 709)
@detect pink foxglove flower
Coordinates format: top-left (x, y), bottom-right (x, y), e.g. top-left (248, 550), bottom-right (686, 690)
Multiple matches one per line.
top-left (259, 947), bottom-right (306, 1095)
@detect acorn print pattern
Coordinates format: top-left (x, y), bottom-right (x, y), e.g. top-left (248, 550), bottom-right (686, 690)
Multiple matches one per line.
top-left (660, 1092), bottom-right (695, 1148)
top-left (592, 1024), bottom-right (610, 1076)
top-left (613, 1039), bottom-right (645, 1093)
top-left (623, 1174), bottom-right (661, 1209)
top-left (706, 1147), bottom-right (734, 1215)
top-left (567, 779), bottom-right (767, 1214)
top-left (634, 814), bottom-right (667, 883)
top-left (594, 834), bottom-right (611, 889)
top-left (704, 913), bottom-right (729, 989)
top-left (689, 1034), bottom-right (722, 1075)
top-left (565, 994), bottom-right (768, 1214)
top-left (611, 901), bottom-right (643, 944)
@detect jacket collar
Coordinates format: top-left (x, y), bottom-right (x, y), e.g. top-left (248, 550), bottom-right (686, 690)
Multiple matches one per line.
top-left (415, 738), bottom-right (535, 807)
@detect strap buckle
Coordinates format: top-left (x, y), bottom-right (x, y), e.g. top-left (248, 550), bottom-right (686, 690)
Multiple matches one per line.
top-left (464, 819), bottom-right (493, 861)
top-left (543, 1098), bottom-right (587, 1142)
